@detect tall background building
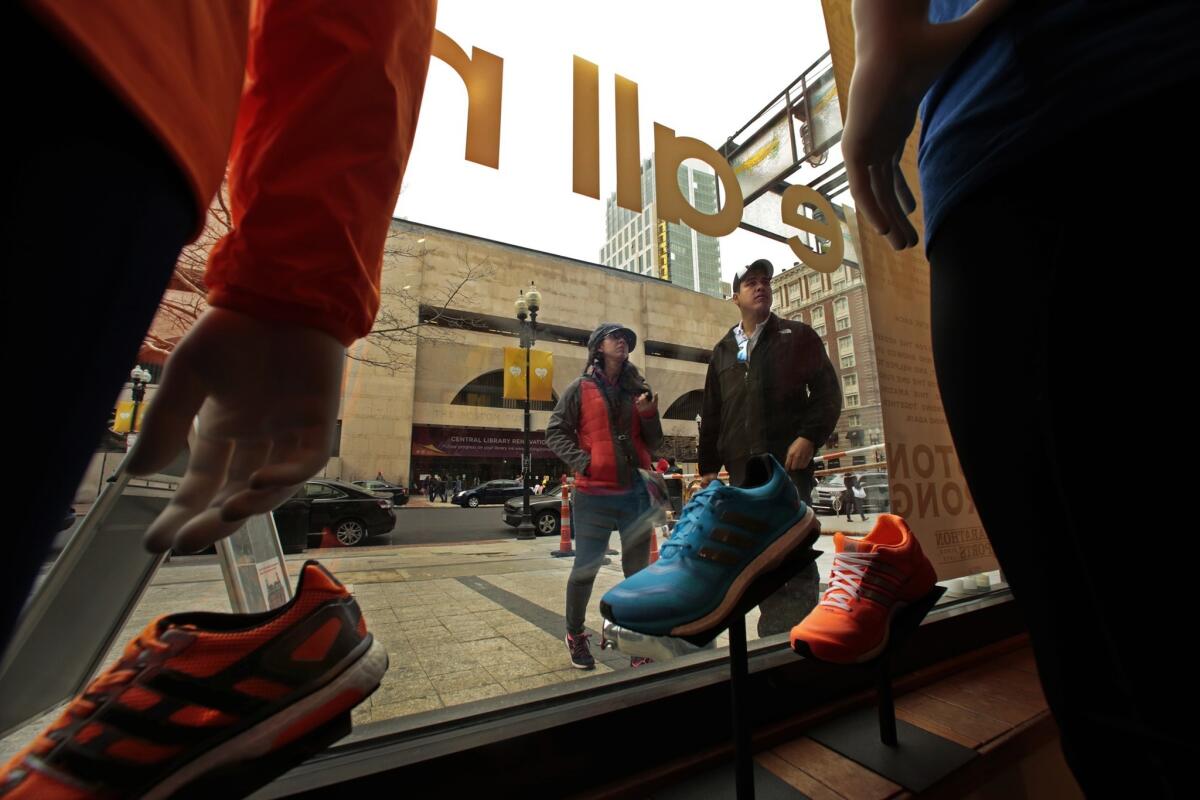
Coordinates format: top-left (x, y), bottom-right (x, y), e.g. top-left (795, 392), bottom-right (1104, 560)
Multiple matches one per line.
top-left (599, 156), bottom-right (723, 298)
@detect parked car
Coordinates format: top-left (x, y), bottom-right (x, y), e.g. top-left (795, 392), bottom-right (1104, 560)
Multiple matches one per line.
top-left (351, 479), bottom-right (410, 506)
top-left (502, 493), bottom-right (569, 537)
top-left (452, 479), bottom-right (526, 508)
top-left (273, 479), bottom-right (396, 547)
top-left (812, 471), bottom-right (890, 515)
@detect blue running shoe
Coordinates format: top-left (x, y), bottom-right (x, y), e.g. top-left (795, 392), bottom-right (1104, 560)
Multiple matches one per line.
top-left (600, 454), bottom-right (818, 638)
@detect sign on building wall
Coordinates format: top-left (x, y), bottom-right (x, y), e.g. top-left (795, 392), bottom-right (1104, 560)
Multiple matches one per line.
top-left (412, 425), bottom-right (556, 459)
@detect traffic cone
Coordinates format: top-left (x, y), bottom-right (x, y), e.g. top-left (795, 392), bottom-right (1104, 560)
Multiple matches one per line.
top-left (319, 526), bottom-right (340, 548)
top-left (648, 525), bottom-right (660, 564)
top-left (550, 477), bottom-right (575, 557)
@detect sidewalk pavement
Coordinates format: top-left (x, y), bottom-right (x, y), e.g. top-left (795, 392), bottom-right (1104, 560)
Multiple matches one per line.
top-left (405, 496), bottom-right (459, 509)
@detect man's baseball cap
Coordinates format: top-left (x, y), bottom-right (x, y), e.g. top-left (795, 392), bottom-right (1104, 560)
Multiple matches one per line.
top-left (732, 259), bottom-right (774, 293)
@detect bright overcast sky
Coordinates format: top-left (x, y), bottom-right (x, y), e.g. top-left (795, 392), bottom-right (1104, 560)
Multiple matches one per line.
top-left (395, 0), bottom-right (834, 286)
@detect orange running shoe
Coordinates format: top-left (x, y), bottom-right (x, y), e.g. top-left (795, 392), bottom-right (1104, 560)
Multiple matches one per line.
top-left (790, 515), bottom-right (937, 664)
top-left (0, 561), bottom-right (386, 799)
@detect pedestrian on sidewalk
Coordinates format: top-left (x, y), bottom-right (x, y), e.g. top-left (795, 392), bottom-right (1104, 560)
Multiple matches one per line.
top-left (546, 322), bottom-right (663, 670)
top-left (843, 474), bottom-right (867, 522)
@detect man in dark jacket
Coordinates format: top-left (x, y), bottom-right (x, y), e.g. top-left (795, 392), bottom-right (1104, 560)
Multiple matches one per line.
top-left (698, 259), bottom-right (841, 636)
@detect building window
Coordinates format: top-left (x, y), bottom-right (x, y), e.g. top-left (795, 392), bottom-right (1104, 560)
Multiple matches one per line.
top-left (842, 373), bottom-right (858, 390)
top-left (663, 390), bottom-right (705, 421)
top-left (841, 353), bottom-right (856, 369)
top-left (836, 317), bottom-right (851, 331)
top-left (846, 393), bottom-right (860, 408)
top-left (838, 335), bottom-right (854, 355)
top-left (811, 305), bottom-right (825, 322)
top-left (814, 324), bottom-right (827, 337)
top-left (848, 414), bottom-right (860, 428)
top-left (807, 273), bottom-right (823, 294)
top-left (834, 296), bottom-right (848, 316)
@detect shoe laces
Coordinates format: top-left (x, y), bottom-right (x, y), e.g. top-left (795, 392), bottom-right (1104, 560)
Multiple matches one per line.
top-left (568, 631), bottom-right (592, 658)
top-left (820, 552), bottom-right (878, 612)
top-left (31, 629), bottom-right (173, 755)
top-left (660, 488), bottom-right (720, 559)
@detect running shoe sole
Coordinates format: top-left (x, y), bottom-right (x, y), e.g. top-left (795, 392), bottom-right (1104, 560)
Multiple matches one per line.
top-left (145, 639), bottom-right (387, 799)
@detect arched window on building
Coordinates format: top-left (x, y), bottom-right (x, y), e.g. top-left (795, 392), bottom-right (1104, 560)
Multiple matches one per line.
top-left (451, 370), bottom-right (558, 411)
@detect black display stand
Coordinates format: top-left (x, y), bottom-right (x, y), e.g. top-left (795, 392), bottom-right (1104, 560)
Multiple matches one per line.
top-left (728, 615), bottom-right (756, 799)
top-left (798, 586), bottom-right (976, 793)
top-left (671, 529), bottom-right (824, 800)
top-left (601, 524), bottom-right (823, 798)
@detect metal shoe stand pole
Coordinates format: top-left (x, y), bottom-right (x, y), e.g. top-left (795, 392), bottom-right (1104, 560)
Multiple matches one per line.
top-left (693, 540), bottom-right (822, 800)
top-left (727, 615), bottom-right (755, 799)
top-left (872, 588), bottom-right (946, 746)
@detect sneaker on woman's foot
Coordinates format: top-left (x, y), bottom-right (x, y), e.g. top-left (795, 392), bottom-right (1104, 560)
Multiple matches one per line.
top-left (565, 631), bottom-right (594, 670)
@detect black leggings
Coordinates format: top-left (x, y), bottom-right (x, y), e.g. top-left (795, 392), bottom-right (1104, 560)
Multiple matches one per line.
top-left (928, 83), bottom-right (1193, 796)
top-left (843, 495), bottom-right (865, 520)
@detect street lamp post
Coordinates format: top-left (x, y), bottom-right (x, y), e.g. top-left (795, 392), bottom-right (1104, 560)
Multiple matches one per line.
top-left (514, 283), bottom-right (542, 540)
top-left (128, 365), bottom-right (152, 448)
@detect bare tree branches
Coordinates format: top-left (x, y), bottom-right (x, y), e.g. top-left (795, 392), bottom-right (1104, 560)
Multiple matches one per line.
top-left (349, 232), bottom-right (496, 372)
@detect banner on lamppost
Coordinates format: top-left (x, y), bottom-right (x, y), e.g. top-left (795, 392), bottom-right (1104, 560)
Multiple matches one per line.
top-left (112, 400), bottom-right (147, 433)
top-left (503, 348), bottom-right (554, 401)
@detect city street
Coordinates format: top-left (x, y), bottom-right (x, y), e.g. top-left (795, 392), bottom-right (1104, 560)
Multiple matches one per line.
top-left (378, 506), bottom-right (530, 545)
